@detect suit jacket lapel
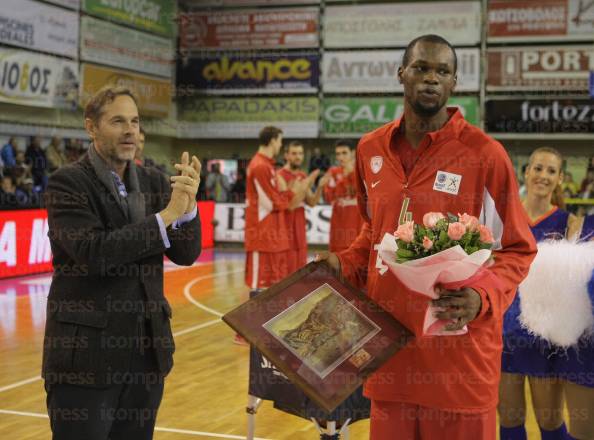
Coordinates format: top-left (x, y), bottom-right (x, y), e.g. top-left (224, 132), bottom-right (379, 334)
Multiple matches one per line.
top-left (87, 144), bottom-right (129, 221)
top-left (125, 162), bottom-right (146, 224)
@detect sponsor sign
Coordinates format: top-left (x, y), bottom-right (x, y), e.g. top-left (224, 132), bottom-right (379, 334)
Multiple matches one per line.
top-left (488, 0), bottom-right (594, 41)
top-left (0, 209), bottom-right (52, 278)
top-left (485, 98), bottom-right (594, 134)
top-left (80, 16), bottom-right (173, 78)
top-left (0, 202), bottom-right (214, 279)
top-left (590, 71), bottom-right (594, 97)
top-left (197, 0), bottom-right (318, 4)
top-left (324, 2), bottom-right (481, 48)
top-left (81, 64), bottom-right (171, 118)
top-left (0, 0), bottom-right (79, 58)
top-left (487, 46), bottom-right (594, 91)
top-left (82, 0), bottom-right (175, 37)
top-left (214, 203), bottom-right (331, 244)
top-left (322, 48), bottom-right (480, 93)
top-left (45, 0), bottom-right (80, 9)
top-left (177, 52), bottom-right (319, 94)
top-left (178, 96), bottom-right (319, 138)
top-left (179, 8), bottom-right (319, 50)
top-left (0, 49), bottom-right (79, 109)
top-left (321, 97), bottom-right (479, 137)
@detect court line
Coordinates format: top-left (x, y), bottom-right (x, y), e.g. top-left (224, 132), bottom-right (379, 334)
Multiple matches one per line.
top-left (0, 267), bottom-right (242, 397)
top-left (0, 409), bottom-right (274, 439)
top-left (0, 376), bottom-right (41, 394)
top-left (173, 318), bottom-right (220, 337)
top-left (182, 269), bottom-right (244, 319)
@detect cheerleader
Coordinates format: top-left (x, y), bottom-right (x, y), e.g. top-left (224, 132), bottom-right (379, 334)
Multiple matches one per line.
top-left (561, 214), bottom-right (594, 440)
top-left (499, 147), bottom-right (580, 440)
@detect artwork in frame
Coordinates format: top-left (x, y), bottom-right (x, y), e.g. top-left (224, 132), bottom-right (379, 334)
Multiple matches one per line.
top-left (223, 261), bottom-right (413, 412)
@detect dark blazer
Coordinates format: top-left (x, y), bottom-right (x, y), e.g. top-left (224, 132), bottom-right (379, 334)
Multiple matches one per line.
top-left (42, 154), bottom-right (201, 387)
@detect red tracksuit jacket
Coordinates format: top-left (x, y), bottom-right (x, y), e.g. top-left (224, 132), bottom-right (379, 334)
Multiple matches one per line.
top-left (338, 109), bottom-right (537, 411)
top-left (323, 166), bottom-right (365, 252)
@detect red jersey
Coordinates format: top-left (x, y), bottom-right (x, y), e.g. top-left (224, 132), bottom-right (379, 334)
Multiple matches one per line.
top-left (245, 152), bottom-right (293, 252)
top-left (278, 167), bottom-right (307, 251)
top-left (323, 166), bottom-right (364, 252)
top-left (337, 109), bottom-right (537, 411)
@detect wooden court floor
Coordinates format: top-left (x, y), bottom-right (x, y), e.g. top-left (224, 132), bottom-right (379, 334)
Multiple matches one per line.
top-left (0, 248), bottom-right (543, 439)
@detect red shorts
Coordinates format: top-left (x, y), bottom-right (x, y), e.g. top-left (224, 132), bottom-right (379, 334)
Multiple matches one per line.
top-left (245, 251), bottom-right (289, 289)
top-left (370, 400), bottom-right (496, 440)
top-left (286, 248), bottom-right (308, 273)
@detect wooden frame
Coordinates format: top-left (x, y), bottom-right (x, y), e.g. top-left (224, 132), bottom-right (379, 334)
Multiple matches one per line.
top-left (223, 261), bottom-right (413, 412)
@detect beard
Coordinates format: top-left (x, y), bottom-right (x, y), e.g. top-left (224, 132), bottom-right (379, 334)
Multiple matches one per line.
top-left (410, 98), bottom-right (444, 118)
top-left (289, 162), bottom-right (302, 170)
top-left (95, 135), bottom-right (134, 165)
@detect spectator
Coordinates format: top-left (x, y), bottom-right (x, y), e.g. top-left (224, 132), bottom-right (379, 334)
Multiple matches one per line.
top-left (20, 177), bottom-right (41, 208)
top-left (197, 157), bottom-right (209, 201)
top-left (1, 137), bottom-right (18, 168)
top-left (65, 138), bottom-right (84, 163)
top-left (230, 168), bottom-right (246, 203)
top-left (308, 147), bottom-right (330, 174)
top-left (0, 175), bottom-right (28, 209)
top-left (579, 168), bottom-right (594, 195)
top-left (25, 136), bottom-right (48, 190)
top-left (13, 151), bottom-right (32, 182)
top-left (561, 172), bottom-right (580, 198)
top-left (46, 136), bottom-right (67, 173)
top-left (205, 162), bottom-right (230, 202)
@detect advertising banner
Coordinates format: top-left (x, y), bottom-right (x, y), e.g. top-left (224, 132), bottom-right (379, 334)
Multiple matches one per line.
top-left (0, 209), bottom-right (52, 278)
top-left (488, 0), bottom-right (594, 41)
top-left (322, 97), bottom-right (479, 137)
top-left (485, 99), bottom-right (594, 134)
top-left (197, 0), bottom-right (318, 4)
top-left (324, 2), bottom-right (481, 48)
top-left (487, 46), bottom-right (594, 91)
top-left (322, 48), bottom-right (480, 93)
top-left (178, 97), bottom-right (319, 138)
top-left (214, 203), bottom-right (331, 245)
top-left (0, 203), bottom-right (214, 279)
top-left (82, 0), bottom-right (175, 37)
top-left (45, 0), bottom-right (80, 9)
top-left (80, 16), bottom-right (173, 78)
top-left (179, 8), bottom-right (319, 50)
top-left (81, 64), bottom-right (171, 118)
top-left (0, 0), bottom-right (79, 58)
top-left (177, 52), bottom-right (319, 94)
top-left (0, 49), bottom-right (79, 109)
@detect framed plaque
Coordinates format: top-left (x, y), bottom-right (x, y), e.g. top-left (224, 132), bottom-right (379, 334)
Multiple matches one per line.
top-left (223, 261), bottom-right (413, 412)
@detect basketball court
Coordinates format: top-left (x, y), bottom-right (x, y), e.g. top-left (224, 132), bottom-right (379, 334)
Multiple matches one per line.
top-left (0, 247), bottom-right (554, 439)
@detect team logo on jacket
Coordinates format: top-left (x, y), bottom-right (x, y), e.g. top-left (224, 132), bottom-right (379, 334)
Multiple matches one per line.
top-left (370, 156), bottom-right (383, 174)
top-left (433, 170), bottom-right (462, 195)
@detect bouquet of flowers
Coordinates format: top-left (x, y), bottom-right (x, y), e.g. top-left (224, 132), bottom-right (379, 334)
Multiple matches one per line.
top-left (377, 212), bottom-right (495, 336)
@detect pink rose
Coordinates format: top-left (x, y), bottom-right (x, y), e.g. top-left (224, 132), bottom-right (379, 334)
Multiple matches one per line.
top-left (422, 212), bottom-right (445, 228)
top-left (447, 222), bottom-right (466, 241)
top-left (422, 236), bottom-right (433, 250)
top-left (394, 221), bottom-right (415, 243)
top-left (458, 213), bottom-right (479, 232)
top-left (478, 224), bottom-right (495, 244)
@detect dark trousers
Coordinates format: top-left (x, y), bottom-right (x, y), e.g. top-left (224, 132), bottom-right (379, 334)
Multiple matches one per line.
top-left (46, 347), bottom-right (164, 440)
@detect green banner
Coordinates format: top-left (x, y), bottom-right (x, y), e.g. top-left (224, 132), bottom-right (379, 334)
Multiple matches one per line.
top-left (180, 97), bottom-right (319, 122)
top-left (82, 0), bottom-right (175, 37)
top-left (322, 96), bottom-right (479, 137)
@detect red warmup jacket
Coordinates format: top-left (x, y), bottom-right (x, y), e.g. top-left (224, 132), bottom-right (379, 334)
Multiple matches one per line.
top-left (278, 168), bottom-right (308, 251)
top-left (245, 153), bottom-right (293, 252)
top-left (337, 109), bottom-right (537, 412)
top-left (323, 166), bottom-right (365, 252)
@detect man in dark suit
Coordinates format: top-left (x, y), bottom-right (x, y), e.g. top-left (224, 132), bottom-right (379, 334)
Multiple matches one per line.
top-left (42, 86), bottom-right (202, 440)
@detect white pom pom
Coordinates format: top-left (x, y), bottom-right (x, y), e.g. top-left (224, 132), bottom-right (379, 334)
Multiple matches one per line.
top-left (519, 240), bottom-right (594, 348)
